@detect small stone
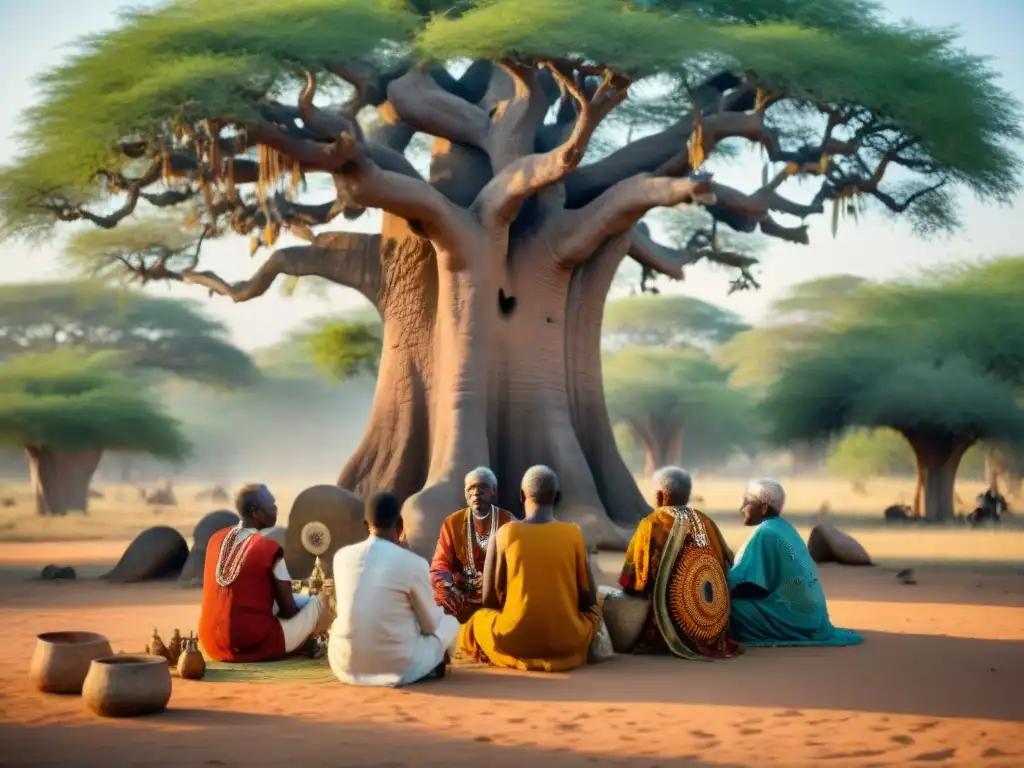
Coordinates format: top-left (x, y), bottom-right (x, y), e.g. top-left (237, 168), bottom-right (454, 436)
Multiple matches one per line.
top-left (40, 564), bottom-right (76, 580)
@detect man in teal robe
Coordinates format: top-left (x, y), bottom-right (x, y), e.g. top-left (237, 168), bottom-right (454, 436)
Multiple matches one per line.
top-left (728, 479), bottom-right (863, 647)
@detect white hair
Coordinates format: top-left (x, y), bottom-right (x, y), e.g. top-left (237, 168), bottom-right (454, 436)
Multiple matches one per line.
top-left (520, 464), bottom-right (559, 504)
top-left (650, 466), bottom-right (693, 506)
top-left (464, 466), bottom-right (498, 491)
top-left (745, 478), bottom-right (786, 513)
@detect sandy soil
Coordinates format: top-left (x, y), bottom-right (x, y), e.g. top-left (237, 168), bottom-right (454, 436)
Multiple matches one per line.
top-left (1, 543), bottom-right (1022, 767)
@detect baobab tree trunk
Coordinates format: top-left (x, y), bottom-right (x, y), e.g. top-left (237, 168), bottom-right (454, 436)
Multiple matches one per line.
top-left (905, 433), bottom-right (972, 522)
top-left (25, 446), bottom-right (102, 515)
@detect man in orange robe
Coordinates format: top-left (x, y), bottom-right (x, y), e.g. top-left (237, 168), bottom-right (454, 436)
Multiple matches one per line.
top-left (430, 467), bottom-right (515, 623)
top-left (199, 483), bottom-right (328, 662)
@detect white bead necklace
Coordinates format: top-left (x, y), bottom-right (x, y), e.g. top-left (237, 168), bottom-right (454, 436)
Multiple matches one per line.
top-left (464, 505), bottom-right (496, 578)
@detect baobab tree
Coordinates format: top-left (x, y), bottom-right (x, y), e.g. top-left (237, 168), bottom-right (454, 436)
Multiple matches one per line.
top-left (0, 0), bottom-right (1019, 551)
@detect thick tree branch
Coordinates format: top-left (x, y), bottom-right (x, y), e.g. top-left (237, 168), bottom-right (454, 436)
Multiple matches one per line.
top-left (387, 67), bottom-right (491, 150)
top-left (476, 62), bottom-right (630, 226)
top-left (550, 172), bottom-right (714, 266)
top-left (628, 221), bottom-right (761, 292)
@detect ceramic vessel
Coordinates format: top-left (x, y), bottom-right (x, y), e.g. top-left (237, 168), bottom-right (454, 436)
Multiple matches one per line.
top-left (598, 586), bottom-right (651, 654)
top-left (29, 631), bottom-right (113, 694)
top-left (82, 654), bottom-right (172, 717)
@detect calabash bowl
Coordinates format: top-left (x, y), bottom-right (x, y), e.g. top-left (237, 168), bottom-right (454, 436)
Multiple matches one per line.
top-left (29, 631), bottom-right (113, 694)
top-left (81, 654), bottom-right (172, 717)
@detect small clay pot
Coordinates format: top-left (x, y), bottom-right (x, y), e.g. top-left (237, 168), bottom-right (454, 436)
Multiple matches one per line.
top-left (82, 655), bottom-right (172, 717)
top-left (30, 631), bottom-right (113, 694)
top-left (598, 586), bottom-right (651, 654)
top-left (176, 637), bottom-right (206, 680)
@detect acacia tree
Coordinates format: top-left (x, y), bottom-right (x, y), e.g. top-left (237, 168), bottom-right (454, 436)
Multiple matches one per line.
top-left (603, 293), bottom-right (749, 350)
top-left (0, 351), bottom-right (189, 514)
top-left (605, 346), bottom-right (753, 475)
top-left (763, 260), bottom-right (1024, 521)
top-left (0, 0), bottom-right (1019, 550)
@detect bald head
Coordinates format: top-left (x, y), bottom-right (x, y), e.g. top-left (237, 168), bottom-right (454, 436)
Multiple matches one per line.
top-left (520, 465), bottom-right (559, 507)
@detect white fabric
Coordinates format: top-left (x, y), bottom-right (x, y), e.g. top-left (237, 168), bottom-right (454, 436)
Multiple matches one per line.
top-left (329, 535), bottom-right (460, 687)
top-left (232, 525), bottom-right (315, 651)
top-left (279, 593), bottom-right (322, 653)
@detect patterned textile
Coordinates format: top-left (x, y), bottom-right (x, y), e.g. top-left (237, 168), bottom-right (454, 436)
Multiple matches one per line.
top-left (430, 507), bottom-right (514, 623)
top-left (620, 507), bottom-right (738, 658)
top-left (729, 517), bottom-right (863, 647)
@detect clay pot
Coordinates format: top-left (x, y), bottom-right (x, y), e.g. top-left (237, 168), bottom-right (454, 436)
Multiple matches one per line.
top-left (82, 655), bottom-right (172, 717)
top-left (30, 631), bottom-right (113, 694)
top-left (598, 586), bottom-right (651, 654)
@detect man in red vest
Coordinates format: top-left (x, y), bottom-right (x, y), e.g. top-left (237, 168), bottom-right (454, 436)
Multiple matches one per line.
top-left (199, 483), bottom-right (327, 662)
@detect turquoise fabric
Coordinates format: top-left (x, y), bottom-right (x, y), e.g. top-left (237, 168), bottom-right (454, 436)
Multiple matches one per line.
top-left (728, 517), bottom-right (863, 647)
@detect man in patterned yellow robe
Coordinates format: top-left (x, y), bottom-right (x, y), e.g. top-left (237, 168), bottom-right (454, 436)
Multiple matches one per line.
top-left (619, 467), bottom-right (740, 658)
top-left (430, 467), bottom-right (515, 623)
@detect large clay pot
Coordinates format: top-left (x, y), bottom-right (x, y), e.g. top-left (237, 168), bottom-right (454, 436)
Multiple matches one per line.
top-left (30, 631), bottom-right (113, 694)
top-left (598, 586), bottom-right (651, 654)
top-left (82, 655), bottom-right (172, 717)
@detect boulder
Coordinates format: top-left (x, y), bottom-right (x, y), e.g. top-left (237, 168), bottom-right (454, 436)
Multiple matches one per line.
top-left (102, 526), bottom-right (189, 583)
top-left (285, 485), bottom-right (364, 580)
top-left (40, 564), bottom-right (76, 580)
top-left (807, 524), bottom-right (872, 567)
top-left (884, 504), bottom-right (913, 523)
top-left (178, 509), bottom-right (240, 587)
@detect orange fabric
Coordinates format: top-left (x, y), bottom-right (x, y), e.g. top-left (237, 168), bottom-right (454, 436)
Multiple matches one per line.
top-left (458, 521), bottom-right (599, 672)
top-left (199, 528), bottom-right (287, 663)
top-left (619, 507), bottom-right (734, 654)
top-left (430, 508), bottom-right (514, 622)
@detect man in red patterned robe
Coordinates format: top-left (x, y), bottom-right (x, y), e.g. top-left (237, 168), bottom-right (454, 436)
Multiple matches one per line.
top-left (199, 483), bottom-right (328, 662)
top-left (430, 467), bottom-right (515, 623)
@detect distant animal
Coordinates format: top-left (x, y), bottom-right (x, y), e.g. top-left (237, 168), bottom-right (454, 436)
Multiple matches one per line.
top-left (138, 481), bottom-right (177, 507)
top-left (883, 504), bottom-right (913, 523)
top-left (194, 485), bottom-right (230, 503)
top-left (969, 489), bottom-right (1007, 526)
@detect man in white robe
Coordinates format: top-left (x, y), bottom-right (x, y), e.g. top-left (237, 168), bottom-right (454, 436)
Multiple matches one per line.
top-left (328, 491), bottom-right (460, 687)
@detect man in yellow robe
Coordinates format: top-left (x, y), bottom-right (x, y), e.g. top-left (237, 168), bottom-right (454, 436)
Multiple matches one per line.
top-left (619, 466), bottom-right (740, 659)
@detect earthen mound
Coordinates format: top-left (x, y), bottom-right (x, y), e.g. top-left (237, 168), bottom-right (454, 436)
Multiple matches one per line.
top-left (285, 485), bottom-right (364, 580)
top-left (807, 524), bottom-right (872, 567)
top-left (178, 509), bottom-right (239, 587)
top-left (102, 526), bottom-right (189, 583)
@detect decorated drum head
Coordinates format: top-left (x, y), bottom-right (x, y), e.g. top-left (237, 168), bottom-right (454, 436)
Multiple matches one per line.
top-left (652, 508), bottom-right (731, 659)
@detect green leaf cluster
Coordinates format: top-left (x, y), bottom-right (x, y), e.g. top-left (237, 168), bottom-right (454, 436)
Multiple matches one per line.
top-left (0, 350), bottom-right (191, 458)
top-left (604, 293), bottom-right (749, 349)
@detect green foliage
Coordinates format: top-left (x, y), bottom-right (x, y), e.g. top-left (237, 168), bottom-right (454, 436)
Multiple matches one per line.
top-left (604, 346), bottom-right (756, 465)
top-left (306, 320), bottom-right (383, 380)
top-left (763, 257), bottom-right (1024, 449)
top-left (0, 0), bottom-right (1019, 241)
top-left (716, 273), bottom-right (869, 391)
top-left (65, 216), bottom-right (200, 282)
top-left (0, 350), bottom-right (190, 458)
top-left (826, 428), bottom-right (914, 480)
top-left (604, 294), bottom-right (749, 349)
top-left (0, 280), bottom-right (258, 388)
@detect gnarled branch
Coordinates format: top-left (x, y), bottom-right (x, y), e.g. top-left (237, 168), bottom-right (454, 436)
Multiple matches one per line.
top-left (387, 67), bottom-right (491, 150)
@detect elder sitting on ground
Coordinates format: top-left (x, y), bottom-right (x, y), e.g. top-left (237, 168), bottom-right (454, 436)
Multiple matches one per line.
top-left (729, 479), bottom-right (863, 647)
top-left (619, 466), bottom-right (739, 659)
top-left (458, 465), bottom-right (599, 672)
top-left (199, 483), bottom-right (328, 662)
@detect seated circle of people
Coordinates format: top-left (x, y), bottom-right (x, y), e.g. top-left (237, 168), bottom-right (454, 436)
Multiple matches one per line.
top-left (430, 467), bottom-right (516, 623)
top-left (729, 479), bottom-right (863, 647)
top-left (619, 466), bottom-right (740, 658)
top-left (457, 465), bottom-right (600, 672)
top-left (328, 491), bottom-right (460, 687)
top-left (198, 483), bottom-right (329, 662)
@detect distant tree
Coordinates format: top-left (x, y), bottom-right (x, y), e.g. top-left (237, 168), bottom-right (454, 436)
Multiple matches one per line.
top-left (0, 279), bottom-right (257, 388)
top-left (764, 259), bottom-right (1024, 521)
top-left (605, 347), bottom-right (754, 476)
top-left (826, 428), bottom-right (915, 483)
top-left (0, 351), bottom-right (189, 515)
top-left (603, 293), bottom-right (749, 351)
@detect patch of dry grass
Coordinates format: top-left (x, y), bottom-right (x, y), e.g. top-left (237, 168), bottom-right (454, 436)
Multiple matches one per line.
top-left (0, 476), bottom-right (1020, 565)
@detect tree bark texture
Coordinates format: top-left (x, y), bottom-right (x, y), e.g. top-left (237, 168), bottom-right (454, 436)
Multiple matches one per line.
top-left (25, 446), bottom-right (102, 516)
top-left (905, 433), bottom-right (972, 522)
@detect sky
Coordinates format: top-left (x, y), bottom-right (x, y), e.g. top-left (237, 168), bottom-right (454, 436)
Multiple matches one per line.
top-left (1, 0), bottom-right (1022, 351)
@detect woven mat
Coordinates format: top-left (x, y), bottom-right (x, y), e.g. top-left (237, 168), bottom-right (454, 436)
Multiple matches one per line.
top-left (202, 655), bottom-right (336, 684)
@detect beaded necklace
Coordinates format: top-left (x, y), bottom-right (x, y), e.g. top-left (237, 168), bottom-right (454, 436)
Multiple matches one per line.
top-left (215, 523), bottom-right (260, 587)
top-left (463, 505), bottom-right (497, 578)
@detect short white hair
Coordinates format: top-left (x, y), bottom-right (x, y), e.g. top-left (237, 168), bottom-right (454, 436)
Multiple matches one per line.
top-left (464, 466), bottom-right (497, 491)
top-left (521, 465), bottom-right (559, 504)
top-left (650, 466), bottom-right (693, 505)
top-left (744, 478), bottom-right (786, 513)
